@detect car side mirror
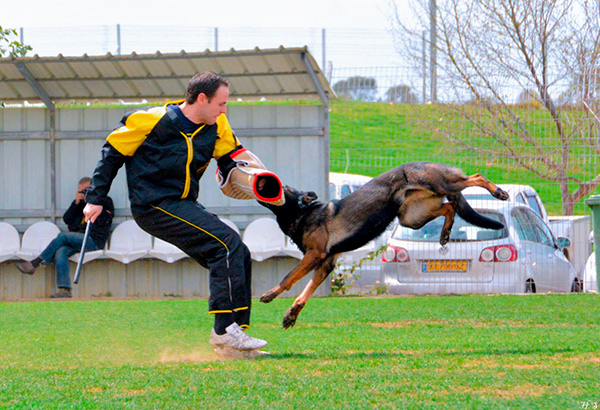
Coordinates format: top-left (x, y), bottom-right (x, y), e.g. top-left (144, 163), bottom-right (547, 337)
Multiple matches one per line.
top-left (556, 236), bottom-right (571, 250)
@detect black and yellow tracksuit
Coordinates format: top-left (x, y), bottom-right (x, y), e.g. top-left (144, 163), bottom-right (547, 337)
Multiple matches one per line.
top-left (86, 101), bottom-right (252, 327)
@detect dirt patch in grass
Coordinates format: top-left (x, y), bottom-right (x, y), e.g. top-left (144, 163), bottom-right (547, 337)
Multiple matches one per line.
top-left (159, 348), bottom-right (217, 363)
top-left (454, 383), bottom-right (549, 399)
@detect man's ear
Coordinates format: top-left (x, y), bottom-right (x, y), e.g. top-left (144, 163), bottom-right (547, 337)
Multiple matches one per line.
top-left (197, 93), bottom-right (208, 104)
top-left (303, 191), bottom-right (318, 203)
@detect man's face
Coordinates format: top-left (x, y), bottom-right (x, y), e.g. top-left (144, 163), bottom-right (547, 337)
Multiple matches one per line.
top-left (197, 85), bottom-right (229, 125)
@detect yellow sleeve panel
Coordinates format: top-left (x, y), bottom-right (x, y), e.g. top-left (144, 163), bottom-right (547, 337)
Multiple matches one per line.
top-left (107, 106), bottom-right (167, 156)
top-left (213, 114), bottom-right (241, 159)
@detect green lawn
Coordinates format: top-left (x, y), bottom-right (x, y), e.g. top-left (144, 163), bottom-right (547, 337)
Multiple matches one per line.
top-left (328, 101), bottom-right (600, 216)
top-left (1, 295), bottom-right (599, 409)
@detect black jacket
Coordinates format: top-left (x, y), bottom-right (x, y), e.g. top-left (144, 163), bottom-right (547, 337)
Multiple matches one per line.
top-left (86, 101), bottom-right (239, 211)
top-left (63, 197), bottom-right (114, 249)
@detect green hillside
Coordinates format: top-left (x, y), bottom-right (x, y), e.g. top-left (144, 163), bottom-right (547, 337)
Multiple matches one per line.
top-left (328, 101), bottom-right (599, 216)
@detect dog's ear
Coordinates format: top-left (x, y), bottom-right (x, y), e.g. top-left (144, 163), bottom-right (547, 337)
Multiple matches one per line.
top-left (303, 191), bottom-right (318, 203)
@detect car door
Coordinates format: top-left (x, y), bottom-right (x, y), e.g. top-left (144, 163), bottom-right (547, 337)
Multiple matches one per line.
top-left (521, 208), bottom-right (572, 292)
top-left (512, 207), bottom-right (540, 289)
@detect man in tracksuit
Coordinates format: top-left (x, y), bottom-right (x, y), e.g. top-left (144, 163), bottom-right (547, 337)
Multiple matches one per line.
top-left (83, 72), bottom-right (267, 356)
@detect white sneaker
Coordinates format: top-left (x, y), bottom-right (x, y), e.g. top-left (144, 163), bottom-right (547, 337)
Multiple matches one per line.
top-left (210, 323), bottom-right (268, 351)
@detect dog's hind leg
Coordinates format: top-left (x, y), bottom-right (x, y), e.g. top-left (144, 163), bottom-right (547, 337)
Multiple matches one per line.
top-left (456, 173), bottom-right (509, 200)
top-left (437, 201), bottom-right (458, 246)
top-left (282, 255), bottom-right (338, 329)
top-left (259, 249), bottom-right (325, 303)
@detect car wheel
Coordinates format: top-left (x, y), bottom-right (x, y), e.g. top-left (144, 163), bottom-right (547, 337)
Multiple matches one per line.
top-left (525, 279), bottom-right (536, 294)
top-left (571, 278), bottom-right (582, 293)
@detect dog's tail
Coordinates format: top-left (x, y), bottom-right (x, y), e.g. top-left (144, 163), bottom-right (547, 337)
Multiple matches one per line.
top-left (453, 193), bottom-right (505, 230)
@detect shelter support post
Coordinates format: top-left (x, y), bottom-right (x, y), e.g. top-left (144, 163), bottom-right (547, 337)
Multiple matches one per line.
top-left (17, 62), bottom-right (57, 223)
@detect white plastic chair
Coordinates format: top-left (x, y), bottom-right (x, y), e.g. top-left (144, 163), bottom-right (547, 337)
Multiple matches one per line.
top-left (149, 237), bottom-right (188, 263)
top-left (69, 244), bottom-right (107, 264)
top-left (242, 217), bottom-right (285, 262)
top-left (104, 220), bottom-right (152, 264)
top-left (219, 217), bottom-right (241, 236)
top-left (16, 221), bottom-right (61, 261)
top-left (0, 222), bottom-right (21, 262)
top-left (283, 237), bottom-right (304, 260)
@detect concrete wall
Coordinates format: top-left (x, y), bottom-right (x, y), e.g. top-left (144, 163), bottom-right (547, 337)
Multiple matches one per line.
top-left (0, 257), bottom-right (331, 300)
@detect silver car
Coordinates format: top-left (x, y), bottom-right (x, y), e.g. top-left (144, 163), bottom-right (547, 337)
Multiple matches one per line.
top-left (382, 200), bottom-right (579, 295)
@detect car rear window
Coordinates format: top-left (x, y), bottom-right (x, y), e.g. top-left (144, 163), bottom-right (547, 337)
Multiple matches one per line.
top-left (392, 211), bottom-right (508, 242)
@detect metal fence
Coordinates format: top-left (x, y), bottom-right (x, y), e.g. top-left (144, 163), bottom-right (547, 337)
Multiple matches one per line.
top-left (5, 24), bottom-right (599, 296)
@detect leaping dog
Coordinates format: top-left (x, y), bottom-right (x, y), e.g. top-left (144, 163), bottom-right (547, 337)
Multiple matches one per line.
top-left (259, 162), bottom-right (509, 329)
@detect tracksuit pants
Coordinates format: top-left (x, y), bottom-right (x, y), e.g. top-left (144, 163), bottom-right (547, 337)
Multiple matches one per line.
top-left (133, 198), bottom-right (252, 328)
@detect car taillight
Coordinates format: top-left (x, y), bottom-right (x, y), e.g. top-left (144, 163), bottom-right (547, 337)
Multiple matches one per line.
top-left (479, 245), bottom-right (517, 262)
top-left (382, 246), bottom-right (410, 262)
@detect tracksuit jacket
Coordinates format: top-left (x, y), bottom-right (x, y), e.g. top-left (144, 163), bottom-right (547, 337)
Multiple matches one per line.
top-left (86, 101), bottom-right (253, 325)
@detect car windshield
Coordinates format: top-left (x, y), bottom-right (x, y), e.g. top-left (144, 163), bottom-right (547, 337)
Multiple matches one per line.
top-left (392, 211), bottom-right (507, 242)
top-left (463, 194), bottom-right (495, 201)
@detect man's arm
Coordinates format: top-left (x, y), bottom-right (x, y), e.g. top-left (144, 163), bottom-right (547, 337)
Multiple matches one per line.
top-left (85, 107), bottom-right (159, 215)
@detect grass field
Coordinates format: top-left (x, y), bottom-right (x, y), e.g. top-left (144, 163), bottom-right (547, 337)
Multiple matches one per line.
top-left (1, 294), bottom-right (599, 409)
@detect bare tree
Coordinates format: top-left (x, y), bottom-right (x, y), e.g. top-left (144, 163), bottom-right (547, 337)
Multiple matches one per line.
top-left (386, 84), bottom-right (419, 103)
top-left (392, 0), bottom-right (600, 214)
top-left (333, 76), bottom-right (379, 102)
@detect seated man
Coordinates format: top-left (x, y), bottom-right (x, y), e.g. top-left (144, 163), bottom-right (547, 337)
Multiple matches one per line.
top-left (16, 177), bottom-right (114, 298)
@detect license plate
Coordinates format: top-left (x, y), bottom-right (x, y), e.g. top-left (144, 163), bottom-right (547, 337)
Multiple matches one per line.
top-left (422, 260), bottom-right (468, 272)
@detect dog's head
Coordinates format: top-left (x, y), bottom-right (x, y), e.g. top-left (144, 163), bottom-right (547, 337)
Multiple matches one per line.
top-left (285, 186), bottom-right (318, 208)
top-left (260, 185), bottom-right (319, 218)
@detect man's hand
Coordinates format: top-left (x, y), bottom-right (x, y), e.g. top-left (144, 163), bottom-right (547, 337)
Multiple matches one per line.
top-left (75, 190), bottom-right (86, 205)
top-left (83, 203), bottom-right (103, 223)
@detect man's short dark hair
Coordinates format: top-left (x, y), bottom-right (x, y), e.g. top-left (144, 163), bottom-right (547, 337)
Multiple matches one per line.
top-left (185, 72), bottom-right (229, 104)
top-left (79, 176), bottom-right (91, 185)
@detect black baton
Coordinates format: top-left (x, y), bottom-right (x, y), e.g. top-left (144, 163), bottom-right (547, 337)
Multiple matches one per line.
top-left (73, 220), bottom-right (91, 285)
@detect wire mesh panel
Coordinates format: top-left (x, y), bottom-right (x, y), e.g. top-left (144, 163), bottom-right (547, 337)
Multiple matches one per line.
top-left (328, 94), bottom-right (597, 296)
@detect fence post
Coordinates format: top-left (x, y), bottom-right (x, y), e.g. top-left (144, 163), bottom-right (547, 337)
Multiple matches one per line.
top-left (429, 0), bottom-right (437, 103)
top-left (322, 28), bottom-right (326, 72)
top-left (116, 24), bottom-right (121, 55)
top-left (585, 195), bottom-right (600, 290)
top-left (422, 30), bottom-right (427, 103)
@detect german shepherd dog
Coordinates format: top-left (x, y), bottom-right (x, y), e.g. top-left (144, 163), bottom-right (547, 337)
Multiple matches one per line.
top-left (260, 162), bottom-right (509, 329)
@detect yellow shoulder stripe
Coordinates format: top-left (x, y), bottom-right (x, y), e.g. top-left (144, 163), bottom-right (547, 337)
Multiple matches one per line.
top-left (107, 106), bottom-right (167, 156)
top-left (213, 114), bottom-right (241, 159)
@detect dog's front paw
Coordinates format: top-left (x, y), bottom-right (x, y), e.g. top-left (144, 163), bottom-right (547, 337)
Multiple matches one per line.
top-left (282, 311), bottom-right (297, 329)
top-left (440, 231), bottom-right (450, 246)
top-left (493, 187), bottom-right (509, 201)
top-left (260, 290), bottom-right (277, 303)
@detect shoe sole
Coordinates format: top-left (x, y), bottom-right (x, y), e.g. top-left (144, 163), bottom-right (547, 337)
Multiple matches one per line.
top-left (214, 347), bottom-right (270, 359)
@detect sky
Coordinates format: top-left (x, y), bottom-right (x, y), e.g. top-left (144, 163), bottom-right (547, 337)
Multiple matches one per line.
top-left (3, 0), bottom-right (400, 30)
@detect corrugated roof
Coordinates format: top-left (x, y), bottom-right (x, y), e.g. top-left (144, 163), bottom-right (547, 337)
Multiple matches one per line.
top-left (0, 47), bottom-right (332, 104)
